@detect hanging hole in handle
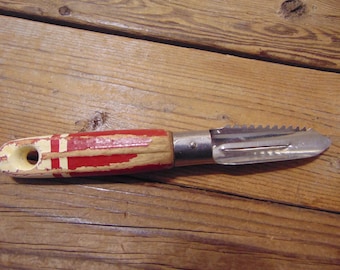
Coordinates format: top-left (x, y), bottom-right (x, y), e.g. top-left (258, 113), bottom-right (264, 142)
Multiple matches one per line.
top-left (27, 150), bottom-right (39, 165)
top-left (9, 145), bottom-right (40, 171)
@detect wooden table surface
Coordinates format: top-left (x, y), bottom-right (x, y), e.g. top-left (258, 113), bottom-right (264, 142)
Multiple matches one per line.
top-left (0, 1), bottom-right (339, 269)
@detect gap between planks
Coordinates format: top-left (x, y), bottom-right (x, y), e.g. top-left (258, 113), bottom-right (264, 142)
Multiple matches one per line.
top-left (0, 7), bottom-right (339, 73)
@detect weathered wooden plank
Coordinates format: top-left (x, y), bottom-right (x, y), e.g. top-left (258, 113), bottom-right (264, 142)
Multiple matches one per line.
top-left (0, 0), bottom-right (339, 70)
top-left (0, 15), bottom-right (339, 270)
top-left (0, 178), bottom-right (339, 269)
top-left (0, 16), bottom-right (339, 212)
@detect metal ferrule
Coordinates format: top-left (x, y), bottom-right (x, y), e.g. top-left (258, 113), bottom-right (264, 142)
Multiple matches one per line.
top-left (173, 130), bottom-right (214, 167)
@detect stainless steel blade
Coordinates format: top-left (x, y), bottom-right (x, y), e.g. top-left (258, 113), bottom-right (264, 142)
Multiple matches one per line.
top-left (210, 126), bottom-right (331, 165)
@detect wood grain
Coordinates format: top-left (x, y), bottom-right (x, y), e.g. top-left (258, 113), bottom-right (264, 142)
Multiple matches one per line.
top-left (0, 15), bottom-right (339, 269)
top-left (1, 179), bottom-right (339, 269)
top-left (0, 16), bottom-right (339, 211)
top-left (0, 0), bottom-right (339, 70)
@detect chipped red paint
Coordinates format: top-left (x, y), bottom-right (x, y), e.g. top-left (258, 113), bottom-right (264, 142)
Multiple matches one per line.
top-left (68, 129), bottom-right (168, 138)
top-left (12, 138), bottom-right (40, 146)
top-left (51, 135), bottom-right (60, 152)
top-left (51, 158), bottom-right (60, 169)
top-left (27, 138), bottom-right (43, 144)
top-left (51, 135), bottom-right (60, 169)
top-left (67, 154), bottom-right (138, 170)
top-left (67, 136), bottom-right (152, 151)
top-left (0, 129), bottom-right (172, 178)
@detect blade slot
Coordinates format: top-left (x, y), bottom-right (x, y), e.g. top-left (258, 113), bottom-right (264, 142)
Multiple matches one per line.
top-left (220, 145), bottom-right (289, 152)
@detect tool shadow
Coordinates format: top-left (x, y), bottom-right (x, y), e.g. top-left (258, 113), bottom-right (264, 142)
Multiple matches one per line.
top-left (14, 157), bottom-right (319, 186)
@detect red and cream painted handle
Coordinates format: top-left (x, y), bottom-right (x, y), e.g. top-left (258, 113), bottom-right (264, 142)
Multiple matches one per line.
top-left (0, 130), bottom-right (174, 178)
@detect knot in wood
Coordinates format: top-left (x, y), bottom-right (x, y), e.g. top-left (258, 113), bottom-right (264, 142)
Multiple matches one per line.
top-left (59, 5), bottom-right (72, 16)
top-left (280, 0), bottom-right (306, 19)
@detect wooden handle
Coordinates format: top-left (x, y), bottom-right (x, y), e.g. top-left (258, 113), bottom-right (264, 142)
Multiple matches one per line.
top-left (0, 130), bottom-right (174, 178)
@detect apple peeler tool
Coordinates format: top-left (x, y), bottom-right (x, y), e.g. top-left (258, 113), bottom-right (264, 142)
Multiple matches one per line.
top-left (0, 125), bottom-right (331, 178)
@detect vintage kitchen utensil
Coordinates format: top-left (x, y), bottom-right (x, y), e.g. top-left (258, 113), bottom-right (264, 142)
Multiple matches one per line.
top-left (0, 125), bottom-right (331, 178)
